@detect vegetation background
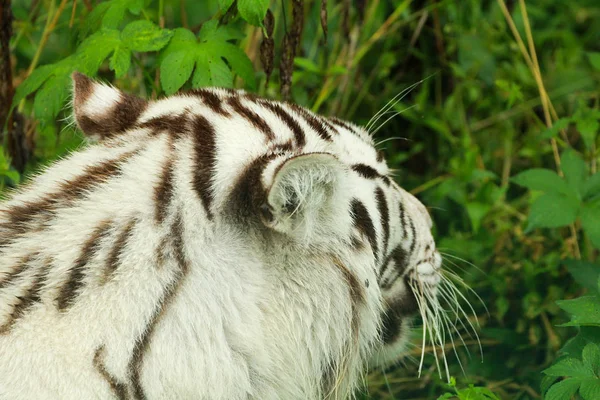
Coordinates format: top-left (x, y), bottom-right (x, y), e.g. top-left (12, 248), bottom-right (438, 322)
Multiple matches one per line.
top-left (1, 0), bottom-right (599, 398)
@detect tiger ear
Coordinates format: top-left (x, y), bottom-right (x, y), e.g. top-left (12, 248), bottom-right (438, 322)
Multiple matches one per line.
top-left (260, 153), bottom-right (349, 242)
top-left (71, 72), bottom-right (147, 141)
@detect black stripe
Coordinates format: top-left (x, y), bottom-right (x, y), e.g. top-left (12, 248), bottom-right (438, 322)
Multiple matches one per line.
top-left (4, 150), bottom-right (137, 234)
top-left (93, 345), bottom-right (129, 399)
top-left (260, 101), bottom-right (306, 147)
top-left (399, 201), bottom-right (407, 239)
top-left (375, 187), bottom-right (389, 257)
top-left (0, 261), bottom-right (47, 334)
top-left (129, 214), bottom-right (190, 400)
top-left (191, 89), bottom-right (229, 115)
top-left (329, 117), bottom-right (357, 134)
top-left (286, 103), bottom-right (334, 142)
top-left (154, 157), bottom-right (175, 225)
top-left (192, 115), bottom-right (217, 220)
top-left (352, 164), bottom-right (381, 180)
top-left (408, 217), bottom-right (417, 255)
top-left (139, 114), bottom-right (189, 138)
top-left (228, 153), bottom-right (278, 223)
top-left (350, 199), bottom-right (378, 261)
top-left (77, 92), bottom-right (147, 139)
top-left (228, 96), bottom-right (275, 140)
top-left (104, 219), bottom-right (136, 283)
top-left (0, 254), bottom-right (32, 290)
top-left (57, 220), bottom-right (112, 311)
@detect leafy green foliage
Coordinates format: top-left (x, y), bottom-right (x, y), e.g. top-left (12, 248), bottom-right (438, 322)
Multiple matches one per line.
top-left (437, 377), bottom-right (501, 400)
top-left (159, 21), bottom-right (255, 94)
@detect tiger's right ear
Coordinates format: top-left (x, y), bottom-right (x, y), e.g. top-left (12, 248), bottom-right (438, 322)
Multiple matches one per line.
top-left (72, 72), bottom-right (147, 140)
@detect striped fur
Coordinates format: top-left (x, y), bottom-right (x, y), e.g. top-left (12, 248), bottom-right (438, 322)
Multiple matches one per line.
top-left (0, 73), bottom-right (443, 399)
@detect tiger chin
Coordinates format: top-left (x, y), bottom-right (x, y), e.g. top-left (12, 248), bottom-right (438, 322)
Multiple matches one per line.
top-left (0, 73), bottom-right (444, 399)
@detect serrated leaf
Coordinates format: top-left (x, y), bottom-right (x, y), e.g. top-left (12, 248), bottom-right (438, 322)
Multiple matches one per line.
top-left (588, 52), bottom-right (600, 71)
top-left (102, 0), bottom-right (128, 29)
top-left (76, 29), bottom-right (121, 73)
top-left (81, 2), bottom-right (111, 37)
top-left (562, 149), bottom-right (587, 197)
top-left (560, 327), bottom-right (600, 358)
top-left (541, 375), bottom-right (559, 395)
top-left (238, 0), bottom-right (270, 26)
top-left (218, 0), bottom-right (235, 10)
top-left (545, 379), bottom-right (581, 400)
top-left (160, 51), bottom-right (195, 95)
top-left (564, 260), bottom-right (600, 294)
top-left (110, 45), bottom-right (131, 78)
top-left (213, 42), bottom-right (256, 89)
top-left (540, 118), bottom-right (571, 140)
top-left (192, 53), bottom-right (212, 88)
top-left (198, 20), bottom-right (245, 42)
top-left (577, 118), bottom-right (599, 151)
top-left (526, 193), bottom-right (578, 231)
top-left (582, 343), bottom-right (600, 375)
top-left (580, 378), bottom-right (600, 400)
top-left (584, 173), bottom-right (600, 201)
top-left (159, 27), bottom-right (197, 63)
top-left (557, 296), bottom-right (600, 328)
top-left (544, 357), bottom-right (592, 378)
top-left (208, 56), bottom-right (234, 87)
top-left (581, 202), bottom-right (600, 250)
top-left (33, 74), bottom-right (71, 124)
top-left (512, 169), bottom-right (572, 195)
top-left (122, 20), bottom-right (173, 52)
top-left (12, 64), bottom-right (55, 107)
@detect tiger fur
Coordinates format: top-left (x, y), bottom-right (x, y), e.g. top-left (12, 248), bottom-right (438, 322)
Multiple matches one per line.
top-left (0, 73), bottom-right (442, 399)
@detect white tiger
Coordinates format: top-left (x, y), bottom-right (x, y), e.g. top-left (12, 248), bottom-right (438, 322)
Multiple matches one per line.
top-left (0, 73), bottom-right (446, 399)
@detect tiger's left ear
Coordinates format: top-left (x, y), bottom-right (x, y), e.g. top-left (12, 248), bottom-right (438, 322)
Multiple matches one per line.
top-left (260, 153), bottom-right (351, 243)
top-left (72, 72), bottom-right (147, 140)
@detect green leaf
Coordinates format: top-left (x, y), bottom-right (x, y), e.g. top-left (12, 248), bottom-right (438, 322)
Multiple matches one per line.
top-left (512, 169), bottom-right (572, 195)
top-left (160, 51), bottom-right (195, 95)
top-left (238, 0), bottom-right (269, 26)
top-left (564, 260), bottom-right (600, 294)
top-left (588, 52), bottom-right (600, 71)
top-left (577, 118), bottom-right (599, 152)
top-left (544, 358), bottom-right (593, 378)
top-left (526, 193), bottom-right (578, 231)
top-left (208, 56), bottom-right (234, 88)
top-left (545, 379), bottom-right (581, 400)
top-left (465, 201), bottom-right (491, 233)
top-left (110, 45), bottom-right (132, 78)
top-left (159, 27), bottom-right (197, 63)
top-left (33, 74), bottom-right (71, 124)
top-left (122, 20), bottom-right (173, 52)
top-left (212, 42), bottom-right (256, 89)
top-left (560, 327), bottom-right (600, 358)
top-left (580, 378), bottom-right (600, 400)
top-left (562, 149), bottom-right (587, 197)
top-left (76, 29), bottom-right (121, 73)
top-left (102, 0), bottom-right (128, 29)
top-left (192, 52), bottom-right (212, 88)
top-left (584, 173), bottom-right (600, 201)
top-left (581, 201), bottom-right (600, 250)
top-left (198, 20), bottom-right (245, 42)
top-left (557, 296), bottom-right (600, 327)
top-left (540, 118), bottom-right (571, 140)
top-left (12, 64), bottom-right (55, 107)
top-left (582, 343), bottom-right (600, 375)
top-left (218, 0), bottom-right (235, 10)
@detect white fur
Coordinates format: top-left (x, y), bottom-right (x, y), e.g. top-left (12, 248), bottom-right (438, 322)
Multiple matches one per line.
top-left (0, 81), bottom-right (443, 399)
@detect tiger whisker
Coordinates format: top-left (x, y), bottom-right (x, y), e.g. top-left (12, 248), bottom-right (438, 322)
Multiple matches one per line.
top-left (365, 80), bottom-right (424, 132)
top-left (370, 105), bottom-right (418, 136)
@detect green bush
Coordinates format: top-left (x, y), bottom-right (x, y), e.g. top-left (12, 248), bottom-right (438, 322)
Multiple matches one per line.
top-left (3, 0), bottom-right (600, 398)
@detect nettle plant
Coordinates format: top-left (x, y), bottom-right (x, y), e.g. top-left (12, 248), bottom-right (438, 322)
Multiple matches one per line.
top-left (11, 0), bottom-right (267, 133)
top-left (512, 115), bottom-right (600, 400)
